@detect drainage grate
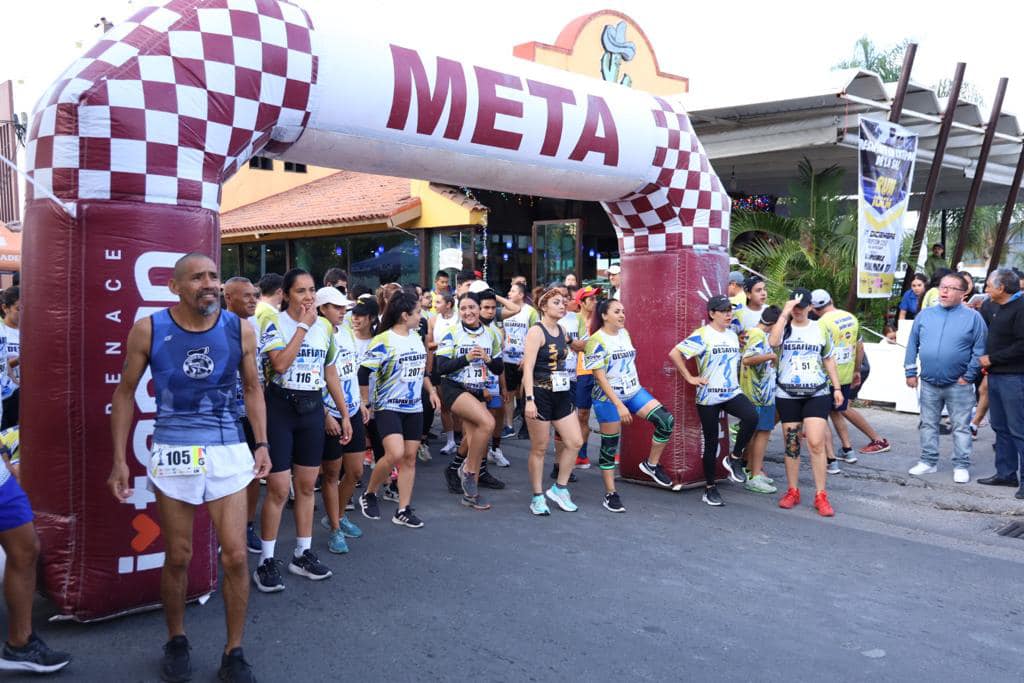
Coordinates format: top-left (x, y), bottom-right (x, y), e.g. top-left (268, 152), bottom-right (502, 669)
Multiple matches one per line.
top-left (996, 521), bottom-right (1024, 539)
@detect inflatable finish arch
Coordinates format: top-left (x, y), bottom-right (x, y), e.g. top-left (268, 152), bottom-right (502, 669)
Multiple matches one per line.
top-left (23, 0), bottom-right (731, 620)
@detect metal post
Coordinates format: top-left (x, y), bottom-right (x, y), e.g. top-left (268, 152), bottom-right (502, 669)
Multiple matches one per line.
top-left (986, 141), bottom-right (1024, 274)
top-left (901, 63), bottom-right (965, 293)
top-left (950, 77), bottom-right (1008, 268)
top-left (848, 44), bottom-right (916, 310)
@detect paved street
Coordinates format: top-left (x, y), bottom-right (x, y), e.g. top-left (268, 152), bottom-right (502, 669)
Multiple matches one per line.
top-left (9, 406), bottom-right (1024, 681)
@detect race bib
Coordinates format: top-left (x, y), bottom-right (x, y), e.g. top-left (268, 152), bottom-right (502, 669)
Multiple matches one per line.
top-left (617, 369), bottom-right (640, 396)
top-left (401, 359), bottom-right (425, 381)
top-left (833, 346), bottom-right (853, 366)
top-left (150, 445), bottom-right (206, 478)
top-left (285, 356), bottom-right (322, 390)
top-left (464, 363), bottom-right (487, 386)
top-left (551, 371), bottom-right (570, 392)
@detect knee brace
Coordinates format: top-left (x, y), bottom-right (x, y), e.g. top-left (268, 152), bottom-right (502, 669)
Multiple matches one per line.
top-left (645, 405), bottom-right (675, 443)
top-left (785, 427), bottom-right (801, 459)
top-left (599, 433), bottom-right (620, 470)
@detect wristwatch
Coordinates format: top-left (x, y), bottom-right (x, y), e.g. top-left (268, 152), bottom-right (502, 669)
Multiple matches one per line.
top-left (525, 395), bottom-right (535, 402)
top-left (296, 322), bottom-right (311, 332)
top-left (254, 442), bottom-right (270, 450)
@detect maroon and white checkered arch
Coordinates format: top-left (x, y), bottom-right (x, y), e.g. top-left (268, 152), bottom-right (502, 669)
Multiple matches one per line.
top-left (22, 0), bottom-right (731, 620)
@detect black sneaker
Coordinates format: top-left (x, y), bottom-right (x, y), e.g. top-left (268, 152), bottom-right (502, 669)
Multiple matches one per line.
top-left (702, 486), bottom-right (724, 507)
top-left (288, 550), bottom-right (332, 581)
top-left (252, 558), bottom-right (285, 593)
top-left (722, 456), bottom-right (747, 484)
top-left (550, 464), bottom-right (578, 483)
top-left (217, 647), bottom-right (254, 682)
top-left (444, 467), bottom-right (463, 494)
top-left (639, 460), bottom-right (672, 488)
top-left (603, 492), bottom-right (625, 513)
top-left (381, 482), bottom-right (400, 503)
top-left (359, 492), bottom-right (381, 520)
top-left (393, 506), bottom-right (424, 528)
top-left (0, 633), bottom-right (72, 674)
top-left (246, 524), bottom-right (260, 555)
top-left (478, 470), bottom-right (506, 490)
top-left (160, 635), bottom-right (191, 682)
top-left (460, 494), bottom-right (492, 510)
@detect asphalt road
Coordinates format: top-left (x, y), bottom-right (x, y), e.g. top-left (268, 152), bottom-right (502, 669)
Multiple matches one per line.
top-left (5, 406), bottom-right (1023, 682)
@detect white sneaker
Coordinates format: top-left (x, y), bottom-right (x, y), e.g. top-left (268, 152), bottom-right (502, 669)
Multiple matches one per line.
top-left (908, 462), bottom-right (937, 476)
top-left (440, 442), bottom-right (457, 456)
top-left (827, 460), bottom-right (842, 475)
top-left (488, 447), bottom-right (510, 467)
top-left (953, 468), bottom-right (970, 484)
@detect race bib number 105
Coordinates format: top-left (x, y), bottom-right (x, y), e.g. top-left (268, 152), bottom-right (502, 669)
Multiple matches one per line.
top-left (150, 446), bottom-right (206, 478)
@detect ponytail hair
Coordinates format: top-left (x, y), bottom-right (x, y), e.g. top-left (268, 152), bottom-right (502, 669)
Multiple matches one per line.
top-left (379, 290), bottom-right (419, 332)
top-left (589, 298), bottom-right (614, 335)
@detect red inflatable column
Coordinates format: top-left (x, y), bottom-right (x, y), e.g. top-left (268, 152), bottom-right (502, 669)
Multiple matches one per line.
top-left (21, 200), bottom-right (220, 620)
top-left (617, 249), bottom-right (730, 487)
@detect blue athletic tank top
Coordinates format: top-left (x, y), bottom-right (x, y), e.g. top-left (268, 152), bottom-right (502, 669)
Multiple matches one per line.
top-left (150, 309), bottom-right (243, 446)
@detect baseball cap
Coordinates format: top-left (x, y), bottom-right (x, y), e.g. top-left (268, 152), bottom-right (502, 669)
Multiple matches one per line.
top-left (707, 295), bottom-right (732, 312)
top-left (468, 280), bottom-right (491, 294)
top-left (315, 286), bottom-right (353, 309)
top-left (789, 287), bottom-right (812, 308)
top-left (573, 285), bottom-right (602, 305)
top-left (728, 271), bottom-right (745, 285)
top-left (607, 265), bottom-right (621, 275)
top-left (810, 289), bottom-right (832, 308)
top-left (760, 305), bottom-right (782, 325)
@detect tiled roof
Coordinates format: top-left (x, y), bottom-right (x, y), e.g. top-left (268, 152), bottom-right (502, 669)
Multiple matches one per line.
top-left (221, 170), bottom-right (420, 235)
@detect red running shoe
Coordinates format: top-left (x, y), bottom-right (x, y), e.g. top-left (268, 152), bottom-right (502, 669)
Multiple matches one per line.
top-left (614, 454), bottom-right (620, 465)
top-left (858, 439), bottom-right (890, 454)
top-left (575, 456), bottom-right (591, 470)
top-left (814, 490), bottom-right (835, 517)
top-left (778, 488), bottom-right (800, 509)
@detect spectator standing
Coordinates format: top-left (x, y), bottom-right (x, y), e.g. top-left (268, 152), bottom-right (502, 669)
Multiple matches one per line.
top-left (607, 265), bottom-right (622, 301)
top-left (923, 243), bottom-right (948, 279)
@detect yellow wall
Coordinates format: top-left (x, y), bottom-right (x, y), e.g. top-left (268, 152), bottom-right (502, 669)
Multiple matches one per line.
top-left (516, 12), bottom-right (688, 96)
top-left (220, 162), bottom-right (337, 213)
top-left (408, 180), bottom-right (487, 229)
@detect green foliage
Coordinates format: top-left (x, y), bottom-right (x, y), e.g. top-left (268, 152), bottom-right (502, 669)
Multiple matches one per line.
top-left (833, 36), bottom-right (910, 82)
top-left (926, 205), bottom-right (1024, 266)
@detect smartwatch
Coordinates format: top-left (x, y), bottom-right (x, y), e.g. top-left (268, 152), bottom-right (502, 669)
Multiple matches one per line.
top-left (525, 395), bottom-right (535, 402)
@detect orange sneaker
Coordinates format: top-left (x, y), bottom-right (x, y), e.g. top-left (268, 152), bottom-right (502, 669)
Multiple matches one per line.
top-left (363, 449), bottom-right (374, 468)
top-left (778, 488), bottom-right (800, 509)
top-left (814, 490), bottom-right (835, 517)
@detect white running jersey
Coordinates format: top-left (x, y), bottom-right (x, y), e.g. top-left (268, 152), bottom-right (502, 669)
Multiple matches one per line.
top-left (559, 312), bottom-right (581, 380)
top-left (361, 329), bottom-right (427, 413)
top-left (675, 325), bottom-right (742, 405)
top-left (256, 309), bottom-right (338, 392)
top-left (1, 324), bottom-right (18, 397)
top-left (502, 304), bottom-right (538, 365)
top-left (436, 322), bottom-right (503, 389)
top-left (432, 312), bottom-right (457, 345)
top-left (324, 325), bottom-right (361, 418)
top-left (583, 328), bottom-right (641, 401)
top-left (776, 321), bottom-right (833, 399)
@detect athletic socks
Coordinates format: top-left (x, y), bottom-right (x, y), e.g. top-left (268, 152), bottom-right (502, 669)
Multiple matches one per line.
top-left (294, 537), bottom-right (311, 557)
top-left (260, 539), bottom-right (276, 563)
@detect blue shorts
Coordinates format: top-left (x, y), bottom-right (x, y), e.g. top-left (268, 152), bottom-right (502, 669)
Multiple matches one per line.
top-left (755, 404), bottom-right (777, 431)
top-left (0, 474), bottom-right (33, 532)
top-left (593, 388), bottom-right (655, 423)
top-left (572, 375), bottom-right (595, 410)
top-left (487, 394), bottom-right (503, 410)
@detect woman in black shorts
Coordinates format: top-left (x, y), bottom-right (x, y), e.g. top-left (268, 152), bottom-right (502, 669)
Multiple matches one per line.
top-left (522, 289), bottom-right (585, 516)
top-left (433, 292), bottom-right (504, 510)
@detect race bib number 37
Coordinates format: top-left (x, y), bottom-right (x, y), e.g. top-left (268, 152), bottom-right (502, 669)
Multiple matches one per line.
top-left (151, 445), bottom-right (206, 478)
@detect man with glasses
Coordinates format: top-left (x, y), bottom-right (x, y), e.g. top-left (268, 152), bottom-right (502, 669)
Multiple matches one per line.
top-left (904, 274), bottom-right (987, 483)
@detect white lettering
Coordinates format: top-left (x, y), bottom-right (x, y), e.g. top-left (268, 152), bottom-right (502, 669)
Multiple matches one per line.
top-left (105, 373), bottom-right (121, 384)
top-left (131, 418), bottom-right (155, 468)
top-left (105, 342), bottom-right (121, 355)
top-left (134, 251), bottom-right (182, 303)
top-left (105, 403), bottom-right (112, 415)
top-left (105, 310), bottom-right (122, 323)
top-left (133, 306), bottom-right (164, 324)
top-left (134, 367), bottom-right (155, 413)
top-left (104, 249), bottom-right (123, 260)
top-left (105, 279), bottom-right (122, 292)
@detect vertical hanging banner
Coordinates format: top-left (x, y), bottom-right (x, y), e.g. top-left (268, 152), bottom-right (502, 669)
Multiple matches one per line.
top-left (857, 118), bottom-right (918, 297)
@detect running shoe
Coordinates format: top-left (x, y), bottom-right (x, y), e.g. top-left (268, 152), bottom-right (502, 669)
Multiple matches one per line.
top-left (575, 455), bottom-right (591, 470)
top-left (253, 558), bottom-right (285, 593)
top-left (837, 447), bottom-right (858, 464)
top-left (328, 529), bottom-right (349, 554)
top-left (827, 459), bottom-right (842, 475)
top-left (701, 486), bottom-right (724, 506)
top-left (416, 443), bottom-right (432, 462)
top-left (345, 497), bottom-right (355, 511)
top-left (440, 442), bottom-right (458, 456)
top-left (545, 485), bottom-right (578, 512)
top-left (858, 439), bottom-right (890, 454)
top-left (778, 488), bottom-right (801, 509)
top-left (246, 523), bottom-right (260, 554)
top-left (363, 449), bottom-right (374, 468)
top-left (444, 467), bottom-right (463, 494)
top-left (359, 492), bottom-right (381, 520)
top-left (381, 482), bottom-right (400, 503)
top-left (0, 633), bottom-right (72, 674)
top-left (501, 425), bottom-right (516, 439)
top-left (639, 460), bottom-right (672, 488)
top-left (722, 455), bottom-right (747, 484)
top-left (459, 465), bottom-right (479, 497)
top-left (478, 470), bottom-right (506, 490)
top-left (217, 647), bottom-right (255, 683)
top-left (603, 492), bottom-right (625, 513)
top-left (460, 494), bottom-right (492, 510)
top-left (339, 515), bottom-right (363, 539)
top-left (319, 515), bottom-right (333, 532)
top-left (549, 464), bottom-right (578, 483)
top-left (393, 506), bottom-right (424, 528)
top-left (744, 474), bottom-right (777, 494)
top-left (908, 462), bottom-right (937, 476)
top-left (614, 454), bottom-right (620, 465)
top-left (488, 447), bottom-right (510, 467)
top-left (814, 490), bottom-right (835, 517)
top-left (159, 635), bottom-right (191, 682)
top-left (530, 494), bottom-right (551, 516)
top-left (289, 550), bottom-right (332, 580)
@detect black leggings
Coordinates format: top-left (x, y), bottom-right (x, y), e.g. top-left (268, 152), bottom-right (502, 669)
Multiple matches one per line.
top-left (696, 395), bottom-right (757, 486)
top-left (421, 386), bottom-right (435, 439)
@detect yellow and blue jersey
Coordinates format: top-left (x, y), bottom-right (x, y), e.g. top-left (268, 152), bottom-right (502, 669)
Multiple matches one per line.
top-left (583, 328), bottom-right (641, 401)
top-left (256, 308), bottom-right (338, 391)
top-left (676, 325), bottom-right (742, 405)
top-left (361, 329), bottom-right (427, 413)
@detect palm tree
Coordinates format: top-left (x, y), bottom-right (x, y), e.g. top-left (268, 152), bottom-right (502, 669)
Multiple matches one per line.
top-left (834, 36), bottom-right (909, 82)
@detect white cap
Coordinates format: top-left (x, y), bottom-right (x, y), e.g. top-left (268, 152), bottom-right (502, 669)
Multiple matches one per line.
top-left (607, 265), bottom-right (621, 275)
top-left (468, 280), bottom-right (491, 293)
top-left (315, 286), bottom-right (354, 309)
top-left (810, 289), bottom-right (832, 308)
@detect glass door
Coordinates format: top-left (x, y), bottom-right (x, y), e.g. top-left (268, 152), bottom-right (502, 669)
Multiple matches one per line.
top-left (532, 219), bottom-right (580, 288)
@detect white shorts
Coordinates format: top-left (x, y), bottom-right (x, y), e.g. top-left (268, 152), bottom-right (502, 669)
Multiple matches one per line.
top-left (146, 442), bottom-right (254, 506)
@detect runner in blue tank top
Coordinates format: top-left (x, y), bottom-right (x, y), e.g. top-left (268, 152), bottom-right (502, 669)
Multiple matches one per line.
top-left (108, 254), bottom-right (270, 682)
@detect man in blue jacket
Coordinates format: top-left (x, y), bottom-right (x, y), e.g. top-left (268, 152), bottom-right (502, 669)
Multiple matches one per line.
top-left (904, 273), bottom-right (987, 483)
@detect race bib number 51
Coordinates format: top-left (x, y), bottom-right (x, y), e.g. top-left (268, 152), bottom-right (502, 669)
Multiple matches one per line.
top-left (150, 445), bottom-right (206, 478)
